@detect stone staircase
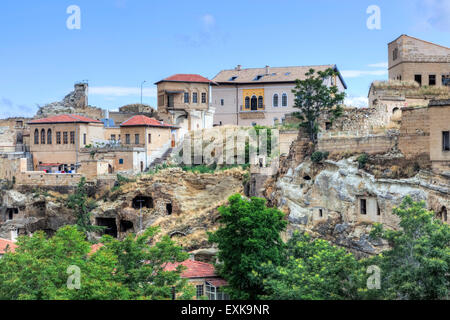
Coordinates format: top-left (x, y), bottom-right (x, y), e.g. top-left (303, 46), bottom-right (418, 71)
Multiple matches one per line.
top-left (148, 147), bottom-right (173, 168)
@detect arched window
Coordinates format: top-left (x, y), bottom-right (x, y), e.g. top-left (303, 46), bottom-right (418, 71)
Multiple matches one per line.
top-left (245, 96), bottom-right (250, 109)
top-left (282, 93), bottom-right (288, 107)
top-left (34, 129), bottom-right (39, 144)
top-left (40, 129), bottom-right (46, 144)
top-left (251, 96), bottom-right (258, 110)
top-left (47, 129), bottom-right (52, 144)
top-left (258, 96), bottom-right (263, 108)
top-left (273, 94), bottom-right (279, 107)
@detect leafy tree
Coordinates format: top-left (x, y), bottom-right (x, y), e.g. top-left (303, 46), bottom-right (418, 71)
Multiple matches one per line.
top-left (292, 68), bottom-right (345, 143)
top-left (260, 232), bottom-right (365, 300)
top-left (369, 196), bottom-right (450, 300)
top-left (208, 194), bottom-right (287, 299)
top-left (0, 226), bottom-right (194, 300)
top-left (67, 177), bottom-right (103, 234)
top-left (0, 226), bottom-right (128, 300)
top-left (100, 227), bottom-right (194, 300)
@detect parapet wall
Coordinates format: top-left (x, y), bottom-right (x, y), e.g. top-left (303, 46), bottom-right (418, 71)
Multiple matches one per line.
top-left (16, 171), bottom-right (82, 187)
top-left (398, 106), bottom-right (430, 159)
top-left (318, 134), bottom-right (397, 154)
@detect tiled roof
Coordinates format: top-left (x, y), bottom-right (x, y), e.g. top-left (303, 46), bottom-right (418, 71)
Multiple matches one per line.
top-left (164, 259), bottom-right (218, 278)
top-left (0, 238), bottom-right (17, 254)
top-left (89, 243), bottom-right (104, 256)
top-left (212, 64), bottom-right (346, 86)
top-left (206, 278), bottom-right (228, 287)
top-left (156, 74), bottom-right (211, 84)
top-left (28, 114), bottom-right (102, 124)
top-left (120, 115), bottom-right (177, 128)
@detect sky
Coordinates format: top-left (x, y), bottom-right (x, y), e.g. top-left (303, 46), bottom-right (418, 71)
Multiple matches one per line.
top-left (0, 0), bottom-right (449, 118)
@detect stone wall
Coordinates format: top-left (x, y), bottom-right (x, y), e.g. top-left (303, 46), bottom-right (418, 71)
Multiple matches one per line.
top-left (16, 171), bottom-right (82, 187)
top-left (398, 106), bottom-right (430, 159)
top-left (318, 134), bottom-right (397, 155)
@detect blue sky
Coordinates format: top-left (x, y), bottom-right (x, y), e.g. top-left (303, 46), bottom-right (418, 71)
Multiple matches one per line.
top-left (1, 0), bottom-right (449, 118)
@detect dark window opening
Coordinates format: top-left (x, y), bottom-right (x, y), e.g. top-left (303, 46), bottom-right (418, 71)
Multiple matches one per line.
top-left (95, 217), bottom-right (118, 238)
top-left (192, 92), bottom-right (198, 103)
top-left (6, 208), bottom-right (18, 220)
top-left (41, 129), bottom-right (46, 144)
top-left (429, 74), bottom-right (436, 86)
top-left (196, 285), bottom-right (204, 298)
top-left (360, 199), bottom-right (367, 215)
top-left (132, 196), bottom-right (153, 209)
top-left (377, 203), bottom-right (381, 216)
top-left (319, 209), bottom-right (323, 217)
top-left (34, 129), bottom-right (39, 144)
top-left (282, 93), bottom-right (288, 107)
top-left (83, 133), bottom-right (87, 145)
top-left (258, 96), bottom-right (263, 108)
top-left (443, 131), bottom-right (450, 151)
top-left (166, 203), bottom-right (173, 215)
top-left (70, 131), bottom-right (75, 144)
top-left (120, 220), bottom-right (134, 232)
top-left (220, 99), bottom-right (224, 106)
top-left (47, 129), bottom-right (52, 144)
top-left (303, 175), bottom-right (311, 181)
top-left (325, 122), bottom-right (332, 130)
top-left (393, 48), bottom-right (398, 60)
top-left (184, 92), bottom-right (189, 103)
top-left (63, 132), bottom-right (68, 144)
top-left (414, 74), bottom-right (422, 86)
top-left (125, 134), bottom-right (130, 144)
top-left (135, 134), bottom-right (140, 145)
top-left (251, 96), bottom-right (257, 111)
top-left (201, 92), bottom-right (207, 103)
top-left (119, 158), bottom-right (124, 164)
top-left (273, 94), bottom-right (279, 107)
top-left (443, 75), bottom-right (450, 86)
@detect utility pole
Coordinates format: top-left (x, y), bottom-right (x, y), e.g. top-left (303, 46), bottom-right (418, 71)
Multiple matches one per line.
top-left (140, 80), bottom-right (147, 105)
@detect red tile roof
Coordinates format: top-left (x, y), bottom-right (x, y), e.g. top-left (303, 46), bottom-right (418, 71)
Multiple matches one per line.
top-left (206, 278), bottom-right (228, 287)
top-left (156, 74), bottom-right (211, 84)
top-left (89, 243), bottom-right (104, 256)
top-left (164, 259), bottom-right (218, 278)
top-left (120, 115), bottom-right (177, 128)
top-left (28, 114), bottom-right (102, 124)
top-left (0, 238), bottom-right (17, 254)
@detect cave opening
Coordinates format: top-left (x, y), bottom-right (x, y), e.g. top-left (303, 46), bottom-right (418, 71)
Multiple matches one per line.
top-left (6, 208), bottom-right (19, 220)
top-left (120, 220), bottom-right (134, 232)
top-left (132, 196), bottom-right (154, 209)
top-left (166, 203), bottom-right (173, 215)
top-left (96, 217), bottom-right (118, 238)
top-left (303, 175), bottom-right (311, 181)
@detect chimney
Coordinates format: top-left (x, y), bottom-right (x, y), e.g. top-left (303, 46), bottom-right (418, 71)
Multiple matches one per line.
top-left (265, 65), bottom-right (270, 75)
top-left (235, 65), bottom-right (241, 71)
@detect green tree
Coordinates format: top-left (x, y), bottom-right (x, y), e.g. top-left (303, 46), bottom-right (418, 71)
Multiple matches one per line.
top-left (369, 196), bottom-right (450, 300)
top-left (208, 194), bottom-right (287, 299)
top-left (291, 68), bottom-right (345, 143)
top-left (0, 226), bottom-right (128, 300)
top-left (67, 177), bottom-right (103, 234)
top-left (100, 227), bottom-right (194, 300)
top-left (261, 232), bottom-right (365, 300)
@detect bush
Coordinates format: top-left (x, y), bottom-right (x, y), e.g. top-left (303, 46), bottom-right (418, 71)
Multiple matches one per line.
top-left (311, 151), bottom-right (328, 163)
top-left (357, 153), bottom-right (369, 169)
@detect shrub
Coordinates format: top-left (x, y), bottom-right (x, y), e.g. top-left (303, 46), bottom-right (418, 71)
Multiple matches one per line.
top-left (357, 153), bottom-right (368, 169)
top-left (311, 151), bottom-right (327, 163)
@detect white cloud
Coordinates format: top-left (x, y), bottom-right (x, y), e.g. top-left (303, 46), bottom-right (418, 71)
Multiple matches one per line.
top-left (415, 0), bottom-right (450, 32)
top-left (341, 69), bottom-right (388, 78)
top-left (367, 61), bottom-right (388, 68)
top-left (344, 95), bottom-right (368, 108)
top-left (89, 86), bottom-right (157, 97)
top-left (0, 97), bottom-right (36, 118)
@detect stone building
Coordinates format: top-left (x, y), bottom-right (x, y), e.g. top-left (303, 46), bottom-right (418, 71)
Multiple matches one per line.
top-left (388, 34), bottom-right (450, 86)
top-left (211, 64), bottom-right (347, 127)
top-left (155, 74), bottom-right (215, 138)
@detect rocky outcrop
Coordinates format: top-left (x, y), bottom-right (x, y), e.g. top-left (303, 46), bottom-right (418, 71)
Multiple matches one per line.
top-left (266, 156), bottom-right (450, 258)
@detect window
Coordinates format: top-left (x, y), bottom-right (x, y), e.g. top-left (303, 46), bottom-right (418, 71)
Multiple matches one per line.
top-left (251, 96), bottom-right (258, 110)
top-left (125, 134), bottom-right (130, 144)
top-left (205, 282), bottom-right (229, 300)
top-left (196, 285), bottom-right (204, 299)
top-left (429, 74), bottom-right (436, 86)
top-left (41, 129), bottom-right (46, 144)
top-left (16, 120), bottom-right (23, 128)
top-left (258, 96), bottom-right (263, 108)
top-left (253, 75), bottom-right (263, 81)
top-left (192, 92), bottom-right (198, 103)
top-left (319, 209), bottom-right (323, 217)
top-left (201, 92), bottom-right (207, 103)
top-left (119, 158), bottom-right (124, 164)
top-left (393, 48), bottom-right (398, 60)
top-left (228, 76), bottom-right (238, 81)
top-left (414, 74), bottom-right (422, 86)
top-left (360, 199), bottom-right (367, 215)
top-left (47, 129), bottom-right (52, 144)
top-left (443, 131), bottom-right (450, 151)
top-left (273, 94), bottom-right (279, 107)
top-left (220, 99), bottom-right (224, 106)
top-left (135, 134), bottom-right (140, 144)
top-left (326, 122), bottom-right (332, 130)
top-left (443, 75), bottom-right (450, 86)
top-left (148, 133), bottom-right (152, 143)
top-left (244, 97), bottom-right (249, 109)
top-left (34, 129), bottom-right (39, 144)
top-left (70, 131), bottom-right (75, 144)
top-left (111, 134), bottom-right (116, 141)
top-left (282, 93), bottom-right (288, 107)
top-left (273, 117), bottom-right (279, 125)
top-left (83, 133), bottom-right (86, 145)
top-left (56, 132), bottom-right (61, 144)
top-left (184, 92), bottom-right (189, 103)
top-left (63, 132), bottom-right (68, 144)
